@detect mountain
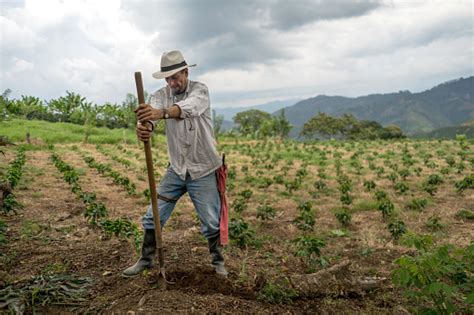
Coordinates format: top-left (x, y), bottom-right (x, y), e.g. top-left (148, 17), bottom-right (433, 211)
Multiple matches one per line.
top-left (274, 77), bottom-right (474, 136)
top-left (416, 119), bottom-right (474, 139)
top-left (213, 98), bottom-right (300, 121)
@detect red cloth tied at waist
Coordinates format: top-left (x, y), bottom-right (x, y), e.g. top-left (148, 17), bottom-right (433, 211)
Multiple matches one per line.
top-left (216, 155), bottom-right (228, 246)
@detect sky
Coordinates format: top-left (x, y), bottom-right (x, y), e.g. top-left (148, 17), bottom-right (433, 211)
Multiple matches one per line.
top-left (1, 0), bottom-right (473, 108)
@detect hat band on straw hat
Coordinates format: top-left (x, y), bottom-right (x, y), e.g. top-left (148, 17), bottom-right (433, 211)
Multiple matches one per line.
top-left (161, 61), bottom-right (188, 72)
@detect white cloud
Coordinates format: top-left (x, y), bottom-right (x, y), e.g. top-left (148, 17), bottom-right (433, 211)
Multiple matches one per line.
top-left (10, 57), bottom-right (34, 73)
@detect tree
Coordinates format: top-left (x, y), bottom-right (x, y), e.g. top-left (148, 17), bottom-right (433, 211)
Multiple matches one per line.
top-left (48, 91), bottom-right (86, 122)
top-left (273, 109), bottom-right (292, 138)
top-left (259, 110), bottom-right (292, 139)
top-left (300, 112), bottom-right (404, 140)
top-left (300, 112), bottom-right (341, 138)
top-left (233, 109), bottom-right (271, 136)
top-left (212, 109), bottom-right (224, 137)
top-left (13, 95), bottom-right (45, 119)
top-left (381, 125), bottom-right (405, 139)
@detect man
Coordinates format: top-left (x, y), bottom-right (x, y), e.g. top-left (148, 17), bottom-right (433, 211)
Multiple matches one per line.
top-left (122, 50), bottom-right (227, 277)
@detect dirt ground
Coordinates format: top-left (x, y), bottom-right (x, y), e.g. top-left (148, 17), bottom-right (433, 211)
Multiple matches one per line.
top-left (1, 141), bottom-right (473, 314)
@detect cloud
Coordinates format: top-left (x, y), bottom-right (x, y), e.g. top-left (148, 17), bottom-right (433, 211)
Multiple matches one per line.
top-left (0, 0), bottom-right (472, 108)
top-left (267, 0), bottom-right (382, 30)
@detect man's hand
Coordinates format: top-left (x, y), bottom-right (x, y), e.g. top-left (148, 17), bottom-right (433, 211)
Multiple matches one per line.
top-left (136, 121), bottom-right (153, 142)
top-left (135, 103), bottom-right (163, 123)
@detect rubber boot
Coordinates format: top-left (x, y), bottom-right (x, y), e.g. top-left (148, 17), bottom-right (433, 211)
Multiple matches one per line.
top-left (208, 235), bottom-right (228, 277)
top-left (122, 229), bottom-right (156, 277)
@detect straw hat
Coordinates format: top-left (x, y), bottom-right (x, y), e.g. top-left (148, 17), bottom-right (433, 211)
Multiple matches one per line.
top-left (152, 50), bottom-right (196, 79)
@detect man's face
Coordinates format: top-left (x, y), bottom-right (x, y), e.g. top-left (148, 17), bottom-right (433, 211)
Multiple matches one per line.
top-left (165, 69), bottom-right (188, 94)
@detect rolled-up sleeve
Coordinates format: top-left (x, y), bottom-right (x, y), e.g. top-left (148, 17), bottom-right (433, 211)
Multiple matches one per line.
top-left (176, 82), bottom-right (210, 118)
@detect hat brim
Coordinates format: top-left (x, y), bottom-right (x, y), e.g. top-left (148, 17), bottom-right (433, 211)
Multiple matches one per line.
top-left (152, 64), bottom-right (196, 79)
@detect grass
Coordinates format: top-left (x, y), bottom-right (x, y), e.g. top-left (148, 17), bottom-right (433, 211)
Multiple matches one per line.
top-left (0, 118), bottom-right (166, 145)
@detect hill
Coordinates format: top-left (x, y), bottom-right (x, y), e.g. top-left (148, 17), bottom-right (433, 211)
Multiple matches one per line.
top-left (214, 99), bottom-right (300, 121)
top-left (275, 77), bottom-right (474, 136)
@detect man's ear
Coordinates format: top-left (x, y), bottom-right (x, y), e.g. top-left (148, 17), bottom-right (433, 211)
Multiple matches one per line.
top-left (184, 68), bottom-right (189, 77)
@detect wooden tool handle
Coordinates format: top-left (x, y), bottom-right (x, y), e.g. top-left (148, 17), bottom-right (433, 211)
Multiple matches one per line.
top-left (134, 72), bottom-right (163, 249)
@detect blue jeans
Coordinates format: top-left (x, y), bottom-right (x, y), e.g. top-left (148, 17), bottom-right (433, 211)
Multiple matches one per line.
top-left (142, 167), bottom-right (221, 240)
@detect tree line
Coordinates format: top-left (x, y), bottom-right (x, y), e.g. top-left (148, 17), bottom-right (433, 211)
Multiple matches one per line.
top-left (1, 88), bottom-right (404, 140)
top-left (228, 109), bottom-right (404, 140)
top-left (0, 89), bottom-right (144, 129)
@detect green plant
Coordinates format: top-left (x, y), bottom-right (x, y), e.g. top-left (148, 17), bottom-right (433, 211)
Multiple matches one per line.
top-left (340, 193), bottom-right (353, 205)
top-left (334, 208), bottom-right (352, 227)
top-left (1, 193), bottom-right (22, 215)
top-left (363, 180), bottom-right (376, 191)
top-left (293, 201), bottom-right (315, 232)
top-left (388, 220), bottom-right (407, 240)
top-left (378, 198), bottom-right (395, 220)
top-left (454, 174), bottom-right (474, 194)
top-left (394, 181), bottom-right (409, 194)
top-left (100, 217), bottom-right (139, 239)
top-left (426, 215), bottom-right (444, 231)
top-left (406, 198), bottom-right (428, 211)
top-left (232, 197), bottom-right (248, 213)
top-left (455, 209), bottom-right (474, 221)
top-left (314, 179), bottom-right (327, 191)
top-left (229, 218), bottom-right (254, 248)
top-left (238, 189), bottom-right (253, 200)
top-left (256, 204), bottom-right (276, 221)
top-left (400, 232), bottom-right (433, 253)
top-left (84, 202), bottom-right (108, 225)
top-left (257, 279), bottom-right (298, 304)
top-left (392, 243), bottom-right (474, 314)
top-left (293, 236), bottom-right (328, 270)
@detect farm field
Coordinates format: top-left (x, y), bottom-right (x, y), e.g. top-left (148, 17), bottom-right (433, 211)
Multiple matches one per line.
top-left (1, 120), bottom-right (473, 314)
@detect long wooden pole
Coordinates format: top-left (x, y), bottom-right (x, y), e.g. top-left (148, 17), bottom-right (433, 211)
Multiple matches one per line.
top-left (134, 72), bottom-right (166, 279)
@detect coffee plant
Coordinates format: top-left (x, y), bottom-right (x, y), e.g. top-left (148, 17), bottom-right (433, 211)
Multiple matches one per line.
top-left (293, 201), bottom-right (315, 232)
top-left (392, 243), bottom-right (473, 314)
top-left (229, 217), bottom-right (255, 248)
